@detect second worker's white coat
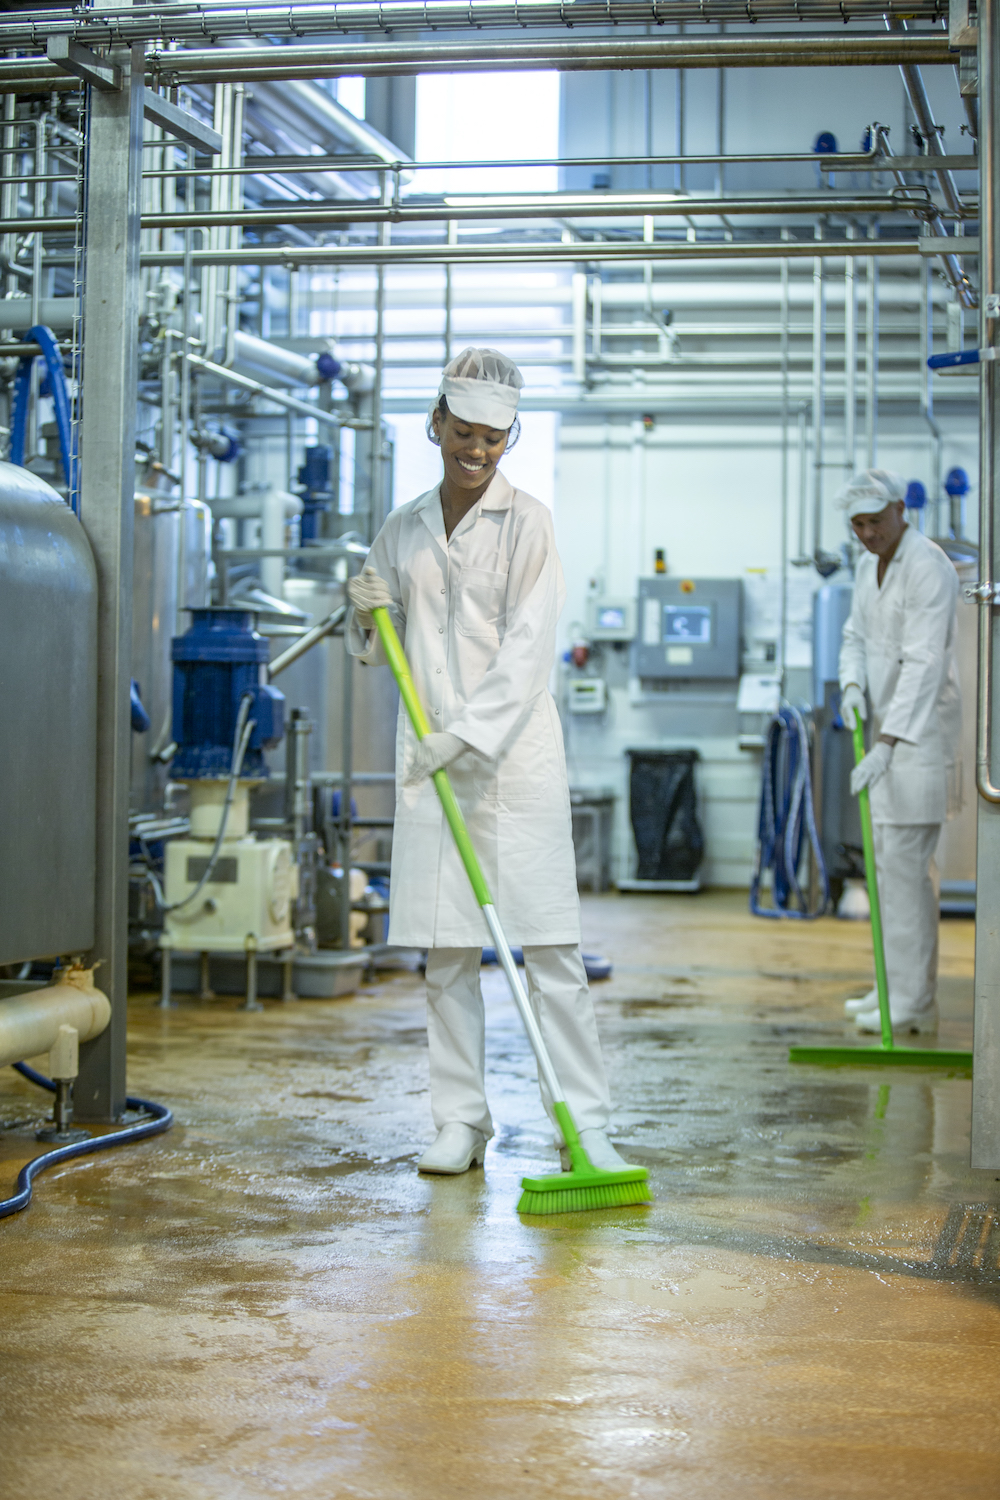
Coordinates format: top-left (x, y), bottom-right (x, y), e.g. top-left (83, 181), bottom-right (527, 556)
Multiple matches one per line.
top-left (347, 470), bottom-right (581, 949)
top-left (839, 525), bottom-right (961, 825)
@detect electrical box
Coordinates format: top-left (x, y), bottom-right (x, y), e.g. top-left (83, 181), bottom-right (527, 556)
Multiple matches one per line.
top-left (585, 596), bottom-right (635, 642)
top-left (568, 678), bottom-right (607, 714)
top-left (634, 577), bottom-right (742, 680)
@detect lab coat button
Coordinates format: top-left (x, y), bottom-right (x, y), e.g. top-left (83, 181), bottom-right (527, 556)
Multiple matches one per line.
top-left (438, 626), bottom-right (444, 633)
top-left (434, 708), bottom-right (440, 715)
top-left (436, 668), bottom-right (442, 674)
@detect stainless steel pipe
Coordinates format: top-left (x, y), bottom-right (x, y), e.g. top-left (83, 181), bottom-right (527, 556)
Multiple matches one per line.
top-left (150, 33), bottom-right (956, 83)
top-left (139, 236), bottom-right (961, 269)
top-left (269, 606), bottom-right (348, 679)
top-left (131, 193), bottom-right (914, 233)
top-left (0, 32), bottom-right (956, 94)
top-left (976, 0), bottom-right (1000, 805)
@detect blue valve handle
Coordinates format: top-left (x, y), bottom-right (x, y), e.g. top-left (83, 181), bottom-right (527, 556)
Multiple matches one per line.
top-left (927, 347), bottom-right (999, 370)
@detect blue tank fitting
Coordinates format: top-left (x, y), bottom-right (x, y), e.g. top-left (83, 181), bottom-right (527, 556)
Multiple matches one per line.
top-left (905, 480), bottom-right (927, 510)
top-left (945, 466), bottom-right (970, 497)
top-left (296, 444), bottom-right (333, 543)
top-left (170, 609), bottom-right (285, 779)
top-left (813, 131), bottom-right (839, 155)
top-left (315, 351), bottom-right (342, 382)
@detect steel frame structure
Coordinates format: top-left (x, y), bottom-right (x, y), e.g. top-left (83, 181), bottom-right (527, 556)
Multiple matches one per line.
top-left (0, 2), bottom-right (992, 1140)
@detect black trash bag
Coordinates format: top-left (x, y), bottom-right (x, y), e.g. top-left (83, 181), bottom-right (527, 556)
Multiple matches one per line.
top-left (628, 749), bottom-right (704, 881)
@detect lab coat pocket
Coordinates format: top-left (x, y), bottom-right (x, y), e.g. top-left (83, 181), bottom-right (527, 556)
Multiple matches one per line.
top-left (456, 567), bottom-right (507, 640)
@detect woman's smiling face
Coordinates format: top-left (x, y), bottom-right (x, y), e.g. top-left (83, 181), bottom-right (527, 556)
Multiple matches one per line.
top-left (432, 402), bottom-right (509, 496)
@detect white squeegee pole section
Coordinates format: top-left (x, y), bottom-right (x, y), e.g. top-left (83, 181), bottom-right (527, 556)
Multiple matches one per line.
top-left (481, 903), bottom-right (565, 1104)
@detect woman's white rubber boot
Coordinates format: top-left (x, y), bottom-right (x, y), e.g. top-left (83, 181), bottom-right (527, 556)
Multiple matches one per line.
top-left (417, 1124), bottom-right (487, 1175)
top-left (844, 987), bottom-right (878, 1016)
top-left (559, 1129), bottom-right (631, 1173)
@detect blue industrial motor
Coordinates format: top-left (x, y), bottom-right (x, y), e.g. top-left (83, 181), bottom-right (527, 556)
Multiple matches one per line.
top-left (296, 444), bottom-right (334, 542)
top-left (171, 609), bottom-right (285, 779)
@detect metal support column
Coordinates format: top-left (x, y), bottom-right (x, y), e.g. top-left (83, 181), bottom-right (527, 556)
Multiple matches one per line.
top-left (865, 233), bottom-right (879, 467)
top-left (811, 233), bottom-right (826, 561)
top-left (972, 0), bottom-right (1000, 1167)
top-left (844, 226), bottom-right (857, 480)
top-left (75, 46), bottom-right (144, 1120)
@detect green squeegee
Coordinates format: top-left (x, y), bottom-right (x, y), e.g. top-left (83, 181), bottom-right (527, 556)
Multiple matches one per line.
top-left (373, 606), bottom-right (652, 1214)
top-left (789, 717), bottom-right (972, 1072)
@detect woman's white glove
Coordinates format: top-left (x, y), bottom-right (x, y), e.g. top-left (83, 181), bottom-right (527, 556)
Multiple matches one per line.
top-left (347, 566), bottom-right (393, 627)
top-left (406, 732), bottom-right (467, 786)
top-left (841, 683), bottom-right (867, 730)
top-left (850, 739), bottom-right (893, 795)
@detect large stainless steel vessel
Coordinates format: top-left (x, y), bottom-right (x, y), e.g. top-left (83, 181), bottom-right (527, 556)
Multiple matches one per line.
top-left (0, 463), bottom-right (98, 965)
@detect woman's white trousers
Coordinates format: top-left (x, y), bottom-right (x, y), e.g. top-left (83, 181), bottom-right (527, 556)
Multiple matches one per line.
top-left (423, 944), bottom-right (611, 1141)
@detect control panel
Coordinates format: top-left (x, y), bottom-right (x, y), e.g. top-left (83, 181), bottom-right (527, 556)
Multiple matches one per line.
top-left (633, 577), bottom-right (742, 680)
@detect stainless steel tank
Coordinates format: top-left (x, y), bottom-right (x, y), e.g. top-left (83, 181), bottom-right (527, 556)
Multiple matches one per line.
top-left (0, 463), bottom-right (98, 964)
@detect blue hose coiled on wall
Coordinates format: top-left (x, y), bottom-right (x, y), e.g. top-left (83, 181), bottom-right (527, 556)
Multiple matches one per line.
top-left (749, 706), bottom-right (830, 920)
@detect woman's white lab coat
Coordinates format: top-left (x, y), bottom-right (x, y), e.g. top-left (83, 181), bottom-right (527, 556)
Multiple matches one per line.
top-left (347, 471), bottom-right (581, 949)
top-left (839, 525), bottom-right (961, 825)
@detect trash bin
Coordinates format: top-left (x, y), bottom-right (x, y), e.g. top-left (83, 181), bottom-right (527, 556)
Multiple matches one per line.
top-left (618, 749), bottom-right (703, 892)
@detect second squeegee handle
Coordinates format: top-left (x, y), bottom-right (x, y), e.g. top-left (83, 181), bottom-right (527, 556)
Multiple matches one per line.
top-left (852, 717), bottom-right (894, 1050)
top-left (371, 606), bottom-right (574, 1128)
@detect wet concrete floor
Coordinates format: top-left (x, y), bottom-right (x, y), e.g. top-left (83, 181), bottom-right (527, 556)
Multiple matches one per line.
top-left (0, 891), bottom-right (997, 1499)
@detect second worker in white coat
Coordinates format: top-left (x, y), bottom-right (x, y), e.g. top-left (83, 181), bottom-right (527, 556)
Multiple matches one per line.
top-left (838, 469), bottom-right (961, 1035)
top-left (346, 348), bottom-right (627, 1176)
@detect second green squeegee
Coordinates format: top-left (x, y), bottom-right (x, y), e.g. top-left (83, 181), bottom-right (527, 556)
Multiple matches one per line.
top-left (789, 717), bottom-right (972, 1072)
top-left (373, 606), bottom-right (652, 1215)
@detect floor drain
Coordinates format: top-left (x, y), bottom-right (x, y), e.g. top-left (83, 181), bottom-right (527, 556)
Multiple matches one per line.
top-left (931, 1203), bottom-right (1000, 1276)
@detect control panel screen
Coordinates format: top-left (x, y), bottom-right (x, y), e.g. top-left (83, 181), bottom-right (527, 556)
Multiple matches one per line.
top-left (596, 605), bottom-right (627, 631)
top-left (663, 605), bottom-right (712, 644)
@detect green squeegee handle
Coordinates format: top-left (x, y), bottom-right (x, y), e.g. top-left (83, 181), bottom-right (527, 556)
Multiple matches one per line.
top-left (374, 606), bottom-right (491, 908)
top-left (371, 606), bottom-right (584, 1159)
top-left (852, 717), bottom-right (894, 1050)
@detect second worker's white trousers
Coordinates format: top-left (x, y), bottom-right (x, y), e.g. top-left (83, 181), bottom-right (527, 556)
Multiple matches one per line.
top-left (423, 944), bottom-right (611, 1142)
top-left (872, 821), bottom-right (941, 1018)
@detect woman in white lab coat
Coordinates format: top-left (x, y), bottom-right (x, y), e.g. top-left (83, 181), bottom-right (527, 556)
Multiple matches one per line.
top-left (837, 469), bottom-right (961, 1033)
top-left (346, 349), bottom-right (625, 1176)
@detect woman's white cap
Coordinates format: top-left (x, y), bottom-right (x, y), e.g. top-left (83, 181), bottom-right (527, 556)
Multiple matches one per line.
top-left (428, 346), bottom-right (524, 436)
top-left (837, 468), bottom-right (907, 519)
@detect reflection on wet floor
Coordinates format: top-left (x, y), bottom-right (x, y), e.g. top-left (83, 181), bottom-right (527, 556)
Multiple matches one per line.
top-left (0, 891), bottom-right (997, 1499)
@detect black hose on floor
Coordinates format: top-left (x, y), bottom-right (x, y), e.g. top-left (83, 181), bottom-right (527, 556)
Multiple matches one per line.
top-left (0, 1062), bottom-right (173, 1220)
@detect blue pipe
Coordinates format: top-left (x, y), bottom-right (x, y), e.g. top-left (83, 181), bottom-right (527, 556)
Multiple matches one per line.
top-left (927, 347), bottom-right (999, 371)
top-left (749, 706), bottom-right (830, 920)
top-left (0, 1062), bottom-right (173, 1220)
top-left (10, 325), bottom-right (79, 514)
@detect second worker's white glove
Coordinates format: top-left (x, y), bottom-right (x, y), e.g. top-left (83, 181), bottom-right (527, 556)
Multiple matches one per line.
top-left (406, 732), bottom-right (468, 786)
top-left (347, 566), bottom-right (393, 627)
top-left (840, 683), bottom-right (867, 731)
top-left (850, 739), bottom-right (894, 796)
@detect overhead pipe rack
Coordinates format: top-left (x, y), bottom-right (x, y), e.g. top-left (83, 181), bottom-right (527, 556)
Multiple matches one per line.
top-left (0, 0), bottom-right (952, 49)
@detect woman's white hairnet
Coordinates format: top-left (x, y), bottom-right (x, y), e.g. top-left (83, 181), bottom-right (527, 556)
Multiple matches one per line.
top-left (426, 347), bottom-right (524, 442)
top-left (837, 468), bottom-right (907, 519)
